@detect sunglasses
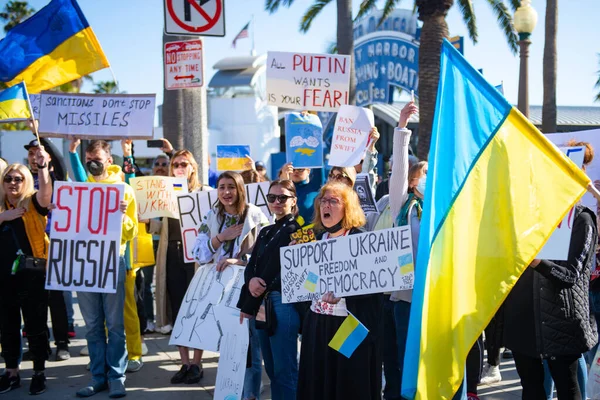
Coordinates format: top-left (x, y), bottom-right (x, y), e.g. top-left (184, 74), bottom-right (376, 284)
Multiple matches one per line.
top-left (293, 168), bottom-right (308, 173)
top-left (154, 161), bottom-right (168, 167)
top-left (320, 197), bottom-right (341, 207)
top-left (172, 161), bottom-right (189, 169)
top-left (328, 172), bottom-right (350, 181)
top-left (267, 194), bottom-right (295, 204)
top-left (4, 176), bottom-right (24, 184)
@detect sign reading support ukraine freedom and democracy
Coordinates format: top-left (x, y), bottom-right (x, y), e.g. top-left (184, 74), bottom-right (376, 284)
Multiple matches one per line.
top-left (354, 9), bottom-right (419, 107)
top-left (46, 182), bottom-right (125, 294)
top-left (280, 226), bottom-right (414, 303)
top-left (285, 112), bottom-right (323, 168)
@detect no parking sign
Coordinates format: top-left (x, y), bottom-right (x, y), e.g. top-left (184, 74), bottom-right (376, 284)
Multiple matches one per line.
top-left (164, 0), bottom-right (225, 37)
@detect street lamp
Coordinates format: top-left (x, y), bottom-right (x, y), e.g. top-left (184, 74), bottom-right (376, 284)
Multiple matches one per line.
top-left (513, 0), bottom-right (538, 118)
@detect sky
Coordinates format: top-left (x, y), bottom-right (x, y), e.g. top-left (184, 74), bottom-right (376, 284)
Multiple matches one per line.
top-left (4, 0), bottom-right (600, 110)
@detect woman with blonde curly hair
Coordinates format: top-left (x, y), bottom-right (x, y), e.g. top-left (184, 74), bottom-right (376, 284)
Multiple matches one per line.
top-left (297, 182), bottom-right (383, 400)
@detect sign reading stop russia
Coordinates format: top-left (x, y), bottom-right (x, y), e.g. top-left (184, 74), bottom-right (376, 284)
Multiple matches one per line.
top-left (164, 0), bottom-right (225, 37)
top-left (164, 39), bottom-right (204, 90)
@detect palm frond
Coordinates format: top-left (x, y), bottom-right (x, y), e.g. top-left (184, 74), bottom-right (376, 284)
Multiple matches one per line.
top-left (326, 40), bottom-right (338, 54)
top-left (299, 0), bottom-right (332, 33)
top-left (456, 0), bottom-right (478, 43)
top-left (507, 0), bottom-right (521, 12)
top-left (485, 0), bottom-right (518, 54)
top-left (380, 0), bottom-right (403, 26)
top-left (355, 0), bottom-right (378, 21)
top-left (265, 0), bottom-right (296, 13)
top-left (595, 55), bottom-right (600, 103)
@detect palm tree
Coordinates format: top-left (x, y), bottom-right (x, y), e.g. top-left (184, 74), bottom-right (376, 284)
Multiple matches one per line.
top-left (0, 0), bottom-right (34, 32)
top-left (542, 0), bottom-right (557, 133)
top-left (265, 0), bottom-right (356, 104)
top-left (93, 80), bottom-right (120, 94)
top-left (595, 55), bottom-right (600, 103)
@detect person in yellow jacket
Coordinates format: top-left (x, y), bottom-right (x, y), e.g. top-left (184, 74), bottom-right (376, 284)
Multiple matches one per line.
top-left (69, 140), bottom-right (138, 399)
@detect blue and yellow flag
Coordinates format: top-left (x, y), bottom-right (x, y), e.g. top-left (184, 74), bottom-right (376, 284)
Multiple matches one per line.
top-left (401, 39), bottom-right (590, 399)
top-left (216, 145), bottom-right (251, 171)
top-left (328, 312), bottom-right (369, 358)
top-left (0, 0), bottom-right (109, 93)
top-left (0, 82), bottom-right (31, 122)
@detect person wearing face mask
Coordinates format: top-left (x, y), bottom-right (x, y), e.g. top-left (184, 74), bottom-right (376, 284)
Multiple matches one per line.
top-left (238, 180), bottom-right (302, 400)
top-left (192, 171), bottom-right (269, 399)
top-left (67, 140), bottom-right (138, 398)
top-left (297, 182), bottom-right (383, 400)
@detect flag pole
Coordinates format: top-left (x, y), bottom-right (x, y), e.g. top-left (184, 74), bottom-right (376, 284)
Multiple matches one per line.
top-left (109, 66), bottom-right (120, 93)
top-left (22, 81), bottom-right (41, 144)
top-left (251, 15), bottom-right (256, 56)
top-left (588, 183), bottom-right (600, 203)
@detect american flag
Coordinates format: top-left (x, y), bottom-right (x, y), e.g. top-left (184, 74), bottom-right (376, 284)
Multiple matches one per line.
top-left (232, 22), bottom-right (250, 48)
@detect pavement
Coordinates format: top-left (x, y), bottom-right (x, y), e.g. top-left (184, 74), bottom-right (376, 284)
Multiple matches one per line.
top-left (0, 294), bottom-right (527, 400)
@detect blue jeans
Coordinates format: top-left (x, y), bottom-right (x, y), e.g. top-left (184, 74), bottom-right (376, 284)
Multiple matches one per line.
top-left (63, 291), bottom-right (74, 326)
top-left (585, 291), bottom-right (600, 365)
top-left (543, 355), bottom-right (587, 400)
top-left (257, 291), bottom-right (300, 400)
top-left (383, 296), bottom-right (401, 400)
top-left (243, 318), bottom-right (263, 399)
top-left (78, 257), bottom-right (127, 385)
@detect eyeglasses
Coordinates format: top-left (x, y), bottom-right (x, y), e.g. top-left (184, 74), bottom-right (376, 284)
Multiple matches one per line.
top-left (4, 176), bottom-right (24, 184)
top-left (328, 172), bottom-right (350, 181)
top-left (319, 197), bottom-right (341, 207)
top-left (154, 161), bottom-right (168, 167)
top-left (267, 194), bottom-right (295, 204)
top-left (172, 161), bottom-right (189, 169)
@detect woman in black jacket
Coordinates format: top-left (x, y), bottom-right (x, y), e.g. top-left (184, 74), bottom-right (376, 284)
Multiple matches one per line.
top-left (504, 204), bottom-right (598, 400)
top-left (238, 179), bottom-right (302, 400)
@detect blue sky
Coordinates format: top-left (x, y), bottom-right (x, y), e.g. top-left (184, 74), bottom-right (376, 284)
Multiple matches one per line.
top-left (7, 0), bottom-right (600, 108)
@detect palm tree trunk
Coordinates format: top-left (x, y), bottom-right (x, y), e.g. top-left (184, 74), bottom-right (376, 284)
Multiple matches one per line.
top-left (416, 14), bottom-right (449, 160)
top-left (336, 0), bottom-right (355, 105)
top-left (542, 0), bottom-right (557, 133)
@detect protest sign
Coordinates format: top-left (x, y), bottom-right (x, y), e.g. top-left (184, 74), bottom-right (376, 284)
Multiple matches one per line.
top-left (537, 146), bottom-right (586, 260)
top-left (266, 51), bottom-right (351, 112)
top-left (177, 182), bottom-right (271, 263)
top-left (214, 318), bottom-right (249, 400)
top-left (355, 174), bottom-right (378, 214)
top-left (46, 182), bottom-right (124, 294)
top-left (38, 92), bottom-right (155, 139)
top-left (280, 226), bottom-right (414, 303)
top-left (285, 112), bottom-right (323, 168)
top-left (328, 105), bottom-right (374, 167)
top-left (130, 176), bottom-right (188, 220)
top-left (216, 145), bottom-right (251, 171)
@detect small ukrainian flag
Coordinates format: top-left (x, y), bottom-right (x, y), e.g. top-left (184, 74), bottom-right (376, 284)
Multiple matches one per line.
top-left (0, 82), bottom-right (31, 122)
top-left (303, 272), bottom-right (318, 292)
top-left (328, 312), bottom-right (369, 358)
top-left (173, 183), bottom-right (183, 191)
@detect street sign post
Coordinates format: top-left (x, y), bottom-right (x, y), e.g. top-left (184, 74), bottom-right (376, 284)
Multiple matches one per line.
top-left (164, 0), bottom-right (225, 37)
top-left (164, 39), bottom-right (204, 90)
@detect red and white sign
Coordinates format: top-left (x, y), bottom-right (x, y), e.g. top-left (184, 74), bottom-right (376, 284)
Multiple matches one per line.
top-left (164, 0), bottom-right (225, 37)
top-left (164, 39), bottom-right (204, 90)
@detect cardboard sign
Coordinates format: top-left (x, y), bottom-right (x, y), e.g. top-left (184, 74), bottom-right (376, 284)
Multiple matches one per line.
top-left (130, 176), bottom-right (188, 220)
top-left (285, 112), bottom-right (323, 168)
top-left (328, 105), bottom-right (374, 167)
top-left (46, 182), bottom-right (125, 294)
top-left (38, 92), bottom-right (155, 139)
top-left (537, 146), bottom-right (586, 260)
top-left (266, 51), bottom-right (351, 112)
top-left (355, 174), bottom-right (378, 214)
top-left (177, 182), bottom-right (271, 263)
top-left (280, 226), bottom-right (414, 303)
top-left (216, 145), bottom-right (251, 171)
top-left (164, 39), bottom-right (204, 90)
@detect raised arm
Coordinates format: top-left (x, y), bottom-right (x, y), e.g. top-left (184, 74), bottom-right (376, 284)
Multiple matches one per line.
top-left (35, 147), bottom-right (52, 208)
top-left (68, 139), bottom-right (87, 183)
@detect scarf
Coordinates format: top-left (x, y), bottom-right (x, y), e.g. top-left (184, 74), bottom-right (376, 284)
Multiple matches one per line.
top-left (7, 198), bottom-right (49, 259)
top-left (396, 193), bottom-right (423, 227)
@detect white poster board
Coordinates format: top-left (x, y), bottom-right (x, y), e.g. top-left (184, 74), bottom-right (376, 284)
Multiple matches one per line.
top-left (46, 182), bottom-right (124, 294)
top-left (39, 92), bottom-right (156, 139)
top-left (537, 146), bottom-right (586, 260)
top-left (177, 182), bottom-right (271, 263)
top-left (266, 51), bottom-right (351, 112)
top-left (280, 226), bottom-right (414, 303)
top-left (213, 317), bottom-right (249, 400)
top-left (130, 176), bottom-right (188, 220)
top-left (328, 105), bottom-right (374, 167)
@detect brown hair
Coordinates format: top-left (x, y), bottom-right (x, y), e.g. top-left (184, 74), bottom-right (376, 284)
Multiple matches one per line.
top-left (169, 149), bottom-right (201, 192)
top-left (408, 161), bottom-right (428, 192)
top-left (328, 166), bottom-right (357, 187)
top-left (269, 179), bottom-right (298, 216)
top-left (313, 182), bottom-right (366, 232)
top-left (86, 140), bottom-right (111, 156)
top-left (241, 169), bottom-right (264, 184)
top-left (566, 139), bottom-right (594, 166)
top-left (216, 171), bottom-right (247, 217)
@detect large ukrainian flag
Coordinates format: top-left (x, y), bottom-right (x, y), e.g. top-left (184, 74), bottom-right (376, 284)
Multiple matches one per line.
top-left (0, 82), bottom-right (31, 121)
top-left (0, 0), bottom-right (109, 93)
top-left (401, 40), bottom-right (590, 399)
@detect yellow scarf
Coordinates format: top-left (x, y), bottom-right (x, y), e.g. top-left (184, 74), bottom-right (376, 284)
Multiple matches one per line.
top-left (7, 198), bottom-right (49, 259)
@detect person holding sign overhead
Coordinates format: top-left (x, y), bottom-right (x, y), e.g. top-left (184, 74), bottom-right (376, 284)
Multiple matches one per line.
top-left (192, 171), bottom-right (269, 400)
top-left (0, 149), bottom-right (52, 396)
top-left (297, 181), bottom-right (383, 400)
top-left (237, 179), bottom-right (302, 400)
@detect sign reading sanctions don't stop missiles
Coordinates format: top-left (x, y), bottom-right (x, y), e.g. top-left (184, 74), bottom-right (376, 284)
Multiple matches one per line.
top-left (280, 226), bottom-right (414, 303)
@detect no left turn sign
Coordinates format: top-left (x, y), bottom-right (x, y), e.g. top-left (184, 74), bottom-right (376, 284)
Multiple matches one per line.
top-left (164, 0), bottom-right (225, 37)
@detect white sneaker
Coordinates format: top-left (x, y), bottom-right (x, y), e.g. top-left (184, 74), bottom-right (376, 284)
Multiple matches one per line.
top-left (80, 346), bottom-right (89, 356)
top-left (141, 343), bottom-right (149, 356)
top-left (479, 364), bottom-right (501, 385)
top-left (145, 321), bottom-right (156, 333)
top-left (157, 324), bottom-right (172, 334)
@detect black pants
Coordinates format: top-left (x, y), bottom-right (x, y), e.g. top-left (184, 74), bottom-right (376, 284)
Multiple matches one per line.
top-left (484, 305), bottom-right (505, 366)
top-left (48, 289), bottom-right (69, 346)
top-left (166, 242), bottom-right (195, 322)
top-left (134, 269), bottom-right (146, 334)
top-left (465, 335), bottom-right (484, 394)
top-left (0, 270), bottom-right (49, 371)
top-left (513, 352), bottom-right (582, 400)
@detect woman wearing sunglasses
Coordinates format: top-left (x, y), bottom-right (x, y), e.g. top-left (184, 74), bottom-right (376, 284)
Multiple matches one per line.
top-left (327, 167), bottom-right (356, 188)
top-left (297, 181), bottom-right (383, 400)
top-left (193, 171), bottom-right (269, 400)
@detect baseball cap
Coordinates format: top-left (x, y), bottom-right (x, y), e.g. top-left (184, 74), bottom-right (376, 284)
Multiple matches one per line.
top-left (255, 161), bottom-right (266, 170)
top-left (24, 139), bottom-right (40, 150)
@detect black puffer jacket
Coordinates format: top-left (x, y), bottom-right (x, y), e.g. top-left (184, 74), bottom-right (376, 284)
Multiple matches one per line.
top-left (504, 205), bottom-right (598, 358)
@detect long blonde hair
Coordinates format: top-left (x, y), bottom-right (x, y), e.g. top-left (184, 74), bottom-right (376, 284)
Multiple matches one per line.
top-left (170, 149), bottom-right (201, 192)
top-left (0, 164), bottom-right (35, 212)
